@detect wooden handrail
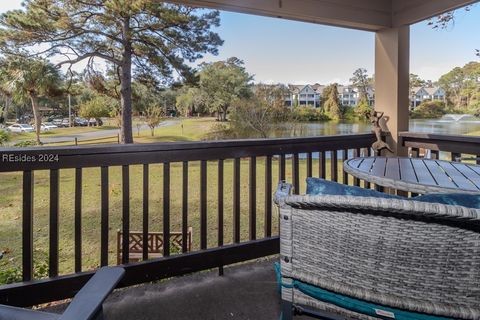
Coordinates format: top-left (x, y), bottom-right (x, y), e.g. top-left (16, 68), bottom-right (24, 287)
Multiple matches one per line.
top-left (0, 133), bottom-right (376, 172)
top-left (399, 131), bottom-right (480, 155)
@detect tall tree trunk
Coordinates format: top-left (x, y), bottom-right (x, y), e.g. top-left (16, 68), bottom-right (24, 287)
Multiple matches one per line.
top-left (30, 93), bottom-right (41, 144)
top-left (120, 16), bottom-right (133, 144)
top-left (221, 105), bottom-right (228, 121)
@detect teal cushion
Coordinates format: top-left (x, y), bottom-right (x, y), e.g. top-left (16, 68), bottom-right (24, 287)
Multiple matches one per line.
top-left (306, 177), bottom-right (480, 209)
top-left (274, 262), bottom-right (452, 320)
top-left (414, 193), bottom-right (480, 208)
top-left (306, 177), bottom-right (401, 199)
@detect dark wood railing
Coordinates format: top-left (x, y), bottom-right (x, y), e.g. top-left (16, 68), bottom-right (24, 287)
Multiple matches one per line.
top-left (0, 133), bottom-right (375, 307)
top-left (400, 132), bottom-right (480, 162)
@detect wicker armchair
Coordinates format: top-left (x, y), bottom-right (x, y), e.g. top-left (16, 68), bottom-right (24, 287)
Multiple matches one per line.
top-left (275, 182), bottom-right (480, 320)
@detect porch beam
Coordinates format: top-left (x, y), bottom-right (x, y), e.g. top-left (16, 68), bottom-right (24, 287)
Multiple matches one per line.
top-left (392, 0), bottom-right (479, 27)
top-left (164, 0), bottom-right (392, 31)
top-left (374, 26), bottom-right (410, 156)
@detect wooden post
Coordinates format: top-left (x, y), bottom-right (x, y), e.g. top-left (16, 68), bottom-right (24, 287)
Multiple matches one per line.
top-left (374, 26), bottom-right (410, 156)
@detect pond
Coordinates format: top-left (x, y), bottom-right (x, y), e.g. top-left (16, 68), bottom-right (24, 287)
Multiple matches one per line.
top-left (272, 118), bottom-right (480, 137)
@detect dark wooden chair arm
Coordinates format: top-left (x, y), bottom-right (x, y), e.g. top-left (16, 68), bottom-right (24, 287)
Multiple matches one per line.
top-left (0, 266), bottom-right (125, 320)
top-left (59, 266), bottom-right (125, 320)
top-left (0, 304), bottom-right (60, 320)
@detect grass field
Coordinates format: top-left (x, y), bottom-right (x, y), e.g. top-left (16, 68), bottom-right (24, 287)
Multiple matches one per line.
top-left (10, 125), bottom-right (119, 141)
top-left (0, 157), bottom-right (346, 276)
top-left (25, 117), bottom-right (217, 146)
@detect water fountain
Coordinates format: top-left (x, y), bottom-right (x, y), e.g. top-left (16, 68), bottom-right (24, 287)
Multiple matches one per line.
top-left (441, 114), bottom-right (477, 121)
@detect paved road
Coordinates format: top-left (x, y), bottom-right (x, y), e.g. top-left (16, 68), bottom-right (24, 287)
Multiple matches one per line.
top-left (20, 120), bottom-right (179, 144)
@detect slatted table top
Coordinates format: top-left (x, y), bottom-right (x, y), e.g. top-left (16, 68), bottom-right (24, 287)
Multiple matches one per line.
top-left (344, 157), bottom-right (480, 194)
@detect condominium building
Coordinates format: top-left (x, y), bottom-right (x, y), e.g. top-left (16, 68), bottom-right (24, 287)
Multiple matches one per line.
top-left (284, 83), bottom-right (444, 109)
top-left (284, 84), bottom-right (374, 108)
top-left (410, 87), bottom-right (446, 109)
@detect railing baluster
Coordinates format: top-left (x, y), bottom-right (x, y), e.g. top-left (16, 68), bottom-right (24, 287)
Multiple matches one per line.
top-left (342, 149), bottom-right (348, 185)
top-left (74, 168), bottom-right (82, 272)
top-left (218, 159), bottom-right (224, 276)
top-left (307, 152), bottom-right (313, 177)
top-left (122, 165), bottom-right (130, 264)
top-left (163, 162), bottom-right (171, 256)
top-left (100, 166), bottom-right (109, 266)
top-left (22, 171), bottom-right (34, 281)
top-left (279, 154), bottom-right (286, 181)
top-left (142, 164), bottom-right (149, 260)
top-left (451, 152), bottom-right (461, 162)
top-left (330, 151), bottom-right (338, 182)
top-left (292, 154), bottom-right (299, 194)
top-left (200, 160), bottom-right (207, 250)
top-left (49, 169), bottom-right (59, 277)
top-left (233, 158), bottom-right (241, 243)
top-left (353, 149), bottom-right (360, 187)
top-left (265, 155), bottom-right (272, 238)
top-left (411, 147), bottom-right (419, 158)
top-left (319, 151), bottom-right (326, 179)
top-left (365, 148), bottom-right (372, 189)
top-left (182, 161), bottom-right (188, 253)
top-left (249, 156), bottom-right (256, 241)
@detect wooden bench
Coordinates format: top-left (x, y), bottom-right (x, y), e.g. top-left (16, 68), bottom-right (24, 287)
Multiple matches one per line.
top-left (117, 228), bottom-right (193, 264)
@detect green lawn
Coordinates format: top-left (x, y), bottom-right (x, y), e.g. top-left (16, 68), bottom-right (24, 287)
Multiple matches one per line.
top-left (13, 125), bottom-right (119, 140)
top-left (0, 158), bottom-right (346, 275)
top-left (37, 117), bottom-right (216, 146)
top-left (466, 131), bottom-right (480, 136)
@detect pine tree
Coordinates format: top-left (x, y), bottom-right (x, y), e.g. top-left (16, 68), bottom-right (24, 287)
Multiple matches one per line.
top-left (0, 1), bottom-right (222, 143)
top-left (322, 84), bottom-right (342, 120)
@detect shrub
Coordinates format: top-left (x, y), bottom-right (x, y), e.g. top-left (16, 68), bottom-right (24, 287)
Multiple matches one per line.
top-left (14, 140), bottom-right (40, 147)
top-left (0, 250), bottom-right (49, 285)
top-left (0, 265), bottom-right (22, 284)
top-left (467, 102), bottom-right (480, 117)
top-left (0, 129), bottom-right (10, 146)
top-left (292, 107), bottom-right (330, 121)
top-left (411, 100), bottom-right (447, 119)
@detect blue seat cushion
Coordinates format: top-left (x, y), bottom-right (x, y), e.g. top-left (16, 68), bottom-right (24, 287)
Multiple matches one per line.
top-left (274, 263), bottom-right (451, 320)
top-left (306, 177), bottom-right (480, 209)
top-left (306, 177), bottom-right (401, 199)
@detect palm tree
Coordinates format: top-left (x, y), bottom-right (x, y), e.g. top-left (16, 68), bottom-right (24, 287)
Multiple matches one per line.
top-left (0, 56), bottom-right (62, 144)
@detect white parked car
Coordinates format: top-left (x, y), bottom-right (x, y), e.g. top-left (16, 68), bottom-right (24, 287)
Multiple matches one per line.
top-left (41, 122), bottom-right (58, 131)
top-left (7, 124), bottom-right (35, 133)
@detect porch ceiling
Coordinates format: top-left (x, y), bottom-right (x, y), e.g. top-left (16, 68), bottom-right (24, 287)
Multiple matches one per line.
top-left (164, 0), bottom-right (479, 31)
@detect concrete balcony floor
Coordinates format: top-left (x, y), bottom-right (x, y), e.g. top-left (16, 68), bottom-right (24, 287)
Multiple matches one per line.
top-left (44, 257), bottom-right (310, 320)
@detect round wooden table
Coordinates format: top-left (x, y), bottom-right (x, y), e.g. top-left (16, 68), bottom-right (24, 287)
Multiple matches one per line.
top-left (343, 157), bottom-right (480, 194)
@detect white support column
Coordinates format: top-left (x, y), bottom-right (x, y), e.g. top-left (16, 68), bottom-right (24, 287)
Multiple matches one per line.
top-left (374, 26), bottom-right (410, 156)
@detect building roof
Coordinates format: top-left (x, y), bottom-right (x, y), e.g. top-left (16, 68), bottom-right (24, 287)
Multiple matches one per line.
top-left (411, 86), bottom-right (444, 95)
top-left (424, 87), bottom-right (443, 95)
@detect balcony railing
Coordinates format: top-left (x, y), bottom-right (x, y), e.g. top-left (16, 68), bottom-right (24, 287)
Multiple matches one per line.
top-left (0, 133), bottom-right (376, 307)
top-left (400, 132), bottom-right (480, 162)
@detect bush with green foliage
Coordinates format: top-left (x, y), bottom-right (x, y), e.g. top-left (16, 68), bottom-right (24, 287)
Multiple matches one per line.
top-left (0, 250), bottom-right (49, 285)
top-left (14, 140), bottom-right (39, 147)
top-left (354, 97), bottom-right (373, 120)
top-left (292, 107), bottom-right (330, 121)
top-left (78, 95), bottom-right (115, 125)
top-left (410, 100), bottom-right (447, 119)
top-left (0, 129), bottom-right (10, 145)
top-left (467, 101), bottom-right (480, 117)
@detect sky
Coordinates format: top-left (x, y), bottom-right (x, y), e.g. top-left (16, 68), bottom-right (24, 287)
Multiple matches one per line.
top-left (0, 0), bottom-right (479, 85)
